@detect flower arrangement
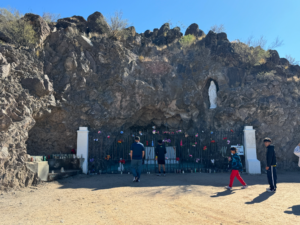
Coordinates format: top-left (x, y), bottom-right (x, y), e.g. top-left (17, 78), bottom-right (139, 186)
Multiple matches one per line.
top-left (230, 129), bottom-right (234, 133)
top-left (120, 131), bottom-right (124, 134)
top-left (227, 140), bottom-right (230, 144)
top-left (195, 133), bottom-right (198, 137)
top-left (191, 142), bottom-right (197, 147)
top-left (117, 140), bottom-right (122, 144)
top-left (196, 158), bottom-right (200, 163)
top-left (176, 130), bottom-right (183, 133)
top-left (223, 137), bottom-right (227, 140)
top-left (119, 159), bottom-right (125, 164)
top-left (146, 141), bottom-right (148, 146)
top-left (98, 131), bottom-right (101, 134)
top-left (211, 140), bottom-right (215, 143)
top-left (189, 154), bottom-right (193, 158)
top-left (203, 146), bottom-right (207, 150)
top-left (89, 158), bottom-right (94, 162)
top-left (163, 131), bottom-right (170, 134)
top-left (163, 139), bottom-right (171, 143)
top-left (176, 157), bottom-right (180, 161)
top-left (107, 135), bottom-right (110, 138)
top-left (105, 155), bottom-right (111, 160)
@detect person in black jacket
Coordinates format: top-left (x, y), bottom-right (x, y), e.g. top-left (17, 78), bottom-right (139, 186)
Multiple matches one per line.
top-left (264, 137), bottom-right (277, 193)
top-left (155, 140), bottom-right (167, 176)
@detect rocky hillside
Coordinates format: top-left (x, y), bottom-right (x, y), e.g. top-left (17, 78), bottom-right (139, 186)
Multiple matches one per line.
top-left (1, 11), bottom-right (300, 189)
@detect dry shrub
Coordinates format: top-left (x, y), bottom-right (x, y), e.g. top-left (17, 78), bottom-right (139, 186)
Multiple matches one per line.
top-left (0, 7), bottom-right (37, 47)
top-left (232, 41), bottom-right (270, 67)
top-left (138, 56), bottom-right (144, 62)
top-left (257, 70), bottom-right (276, 81)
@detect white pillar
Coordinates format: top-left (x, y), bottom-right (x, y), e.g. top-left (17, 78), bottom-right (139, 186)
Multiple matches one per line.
top-left (77, 127), bottom-right (89, 174)
top-left (244, 126), bottom-right (261, 174)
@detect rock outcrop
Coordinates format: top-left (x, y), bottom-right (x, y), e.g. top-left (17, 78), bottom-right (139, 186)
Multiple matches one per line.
top-left (0, 12), bottom-right (300, 189)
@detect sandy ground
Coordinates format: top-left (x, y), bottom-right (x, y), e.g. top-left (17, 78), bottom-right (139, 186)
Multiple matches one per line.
top-left (0, 171), bottom-right (299, 225)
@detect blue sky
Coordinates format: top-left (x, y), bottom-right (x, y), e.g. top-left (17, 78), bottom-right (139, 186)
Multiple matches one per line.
top-left (2, 0), bottom-right (300, 62)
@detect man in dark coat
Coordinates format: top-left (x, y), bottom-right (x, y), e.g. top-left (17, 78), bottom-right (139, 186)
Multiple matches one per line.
top-left (264, 137), bottom-right (277, 193)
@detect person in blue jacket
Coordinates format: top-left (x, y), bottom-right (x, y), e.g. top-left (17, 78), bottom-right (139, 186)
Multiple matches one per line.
top-left (264, 137), bottom-right (277, 193)
top-left (225, 147), bottom-right (248, 190)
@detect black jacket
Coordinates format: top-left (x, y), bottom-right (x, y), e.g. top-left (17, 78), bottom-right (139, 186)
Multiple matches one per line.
top-left (155, 145), bottom-right (166, 160)
top-left (266, 145), bottom-right (277, 167)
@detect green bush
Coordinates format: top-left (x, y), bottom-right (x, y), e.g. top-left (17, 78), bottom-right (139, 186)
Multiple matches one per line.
top-left (232, 41), bottom-right (270, 67)
top-left (0, 7), bottom-right (37, 47)
top-left (179, 34), bottom-right (196, 48)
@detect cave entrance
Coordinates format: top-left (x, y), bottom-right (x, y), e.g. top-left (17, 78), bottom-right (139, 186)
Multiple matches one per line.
top-left (88, 127), bottom-right (245, 174)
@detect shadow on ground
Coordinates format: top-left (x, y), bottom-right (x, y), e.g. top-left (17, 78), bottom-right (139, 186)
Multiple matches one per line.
top-left (284, 205), bottom-right (300, 216)
top-left (245, 192), bottom-right (275, 204)
top-left (54, 172), bottom-right (300, 193)
top-left (210, 189), bottom-right (236, 197)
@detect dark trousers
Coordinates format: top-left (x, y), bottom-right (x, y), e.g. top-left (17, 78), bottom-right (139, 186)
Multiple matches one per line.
top-left (267, 166), bottom-right (277, 190)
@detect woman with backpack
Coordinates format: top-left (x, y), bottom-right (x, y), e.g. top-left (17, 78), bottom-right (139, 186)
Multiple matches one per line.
top-left (225, 147), bottom-right (248, 190)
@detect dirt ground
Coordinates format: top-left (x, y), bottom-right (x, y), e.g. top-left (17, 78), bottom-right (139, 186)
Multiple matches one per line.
top-left (0, 171), bottom-right (299, 225)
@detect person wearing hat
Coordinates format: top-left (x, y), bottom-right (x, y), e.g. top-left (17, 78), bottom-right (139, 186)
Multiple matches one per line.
top-left (130, 136), bottom-right (145, 182)
top-left (155, 140), bottom-right (167, 176)
top-left (264, 137), bottom-right (277, 193)
top-left (225, 147), bottom-right (248, 190)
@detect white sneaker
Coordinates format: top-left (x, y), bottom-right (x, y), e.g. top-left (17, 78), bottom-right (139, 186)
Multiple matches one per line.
top-left (133, 177), bottom-right (137, 182)
top-left (267, 189), bottom-right (275, 193)
top-left (266, 188), bottom-right (270, 191)
top-left (163, 173), bottom-right (166, 176)
top-left (242, 185), bottom-right (248, 189)
top-left (136, 179), bottom-right (140, 182)
top-left (157, 173), bottom-right (161, 176)
top-left (225, 186), bottom-right (232, 190)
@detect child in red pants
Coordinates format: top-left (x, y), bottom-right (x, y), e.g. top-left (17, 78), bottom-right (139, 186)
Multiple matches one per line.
top-left (225, 147), bottom-right (248, 190)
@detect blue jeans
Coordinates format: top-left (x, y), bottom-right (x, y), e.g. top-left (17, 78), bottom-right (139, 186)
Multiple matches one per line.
top-left (131, 159), bottom-right (143, 179)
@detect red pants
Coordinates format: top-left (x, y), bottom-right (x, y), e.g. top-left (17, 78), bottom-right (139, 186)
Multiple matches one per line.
top-left (229, 170), bottom-right (246, 187)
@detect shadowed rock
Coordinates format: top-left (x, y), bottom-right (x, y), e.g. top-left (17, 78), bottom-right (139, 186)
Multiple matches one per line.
top-left (87, 11), bottom-right (111, 34)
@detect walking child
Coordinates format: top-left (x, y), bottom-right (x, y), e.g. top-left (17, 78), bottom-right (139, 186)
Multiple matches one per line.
top-left (264, 138), bottom-right (277, 192)
top-left (225, 147), bottom-right (248, 190)
top-left (155, 140), bottom-right (167, 176)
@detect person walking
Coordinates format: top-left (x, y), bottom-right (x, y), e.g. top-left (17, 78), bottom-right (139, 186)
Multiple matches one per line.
top-left (225, 147), bottom-right (248, 190)
top-left (155, 140), bottom-right (167, 176)
top-left (130, 136), bottom-right (145, 182)
top-left (264, 137), bottom-right (277, 193)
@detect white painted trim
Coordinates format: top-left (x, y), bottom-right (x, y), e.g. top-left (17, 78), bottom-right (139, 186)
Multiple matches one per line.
top-left (243, 126), bottom-right (261, 174)
top-left (77, 127), bottom-right (89, 174)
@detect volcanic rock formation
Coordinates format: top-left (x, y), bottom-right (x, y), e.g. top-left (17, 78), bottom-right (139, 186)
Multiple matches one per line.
top-left (1, 11), bottom-right (300, 189)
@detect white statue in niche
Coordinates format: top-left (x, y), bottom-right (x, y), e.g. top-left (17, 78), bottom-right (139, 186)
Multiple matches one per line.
top-left (209, 81), bottom-right (217, 109)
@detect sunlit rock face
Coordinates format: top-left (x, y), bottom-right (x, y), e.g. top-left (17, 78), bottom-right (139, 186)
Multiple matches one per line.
top-left (1, 12), bottom-right (300, 189)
